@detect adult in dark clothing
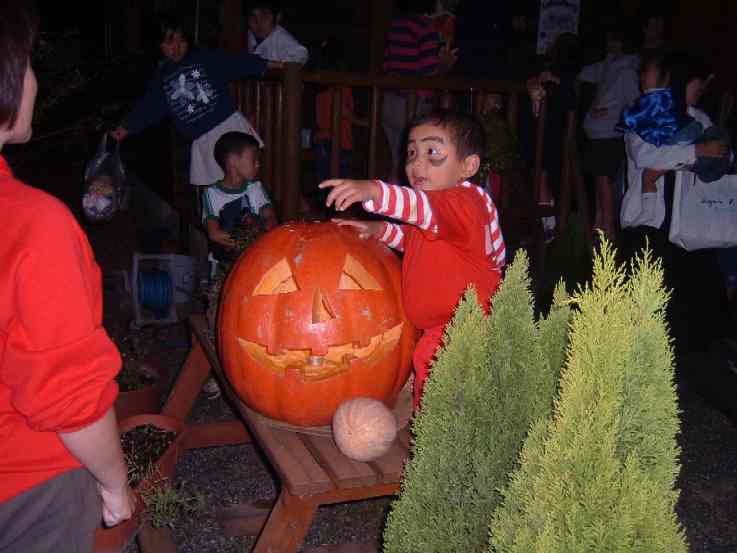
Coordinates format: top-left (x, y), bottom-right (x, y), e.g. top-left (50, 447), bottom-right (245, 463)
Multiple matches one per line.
top-left (519, 33), bottom-right (581, 206)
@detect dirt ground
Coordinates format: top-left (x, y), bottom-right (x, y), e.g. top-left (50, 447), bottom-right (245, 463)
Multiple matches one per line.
top-left (10, 135), bottom-right (737, 553)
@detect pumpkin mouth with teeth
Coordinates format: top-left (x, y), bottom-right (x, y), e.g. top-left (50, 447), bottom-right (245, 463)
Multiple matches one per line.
top-left (237, 322), bottom-right (404, 381)
top-left (218, 222), bottom-right (417, 427)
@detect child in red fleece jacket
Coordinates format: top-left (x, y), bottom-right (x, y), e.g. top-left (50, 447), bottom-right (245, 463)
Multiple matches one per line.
top-left (321, 110), bottom-right (505, 408)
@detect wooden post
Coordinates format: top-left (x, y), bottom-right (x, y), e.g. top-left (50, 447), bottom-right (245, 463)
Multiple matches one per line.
top-left (406, 91), bottom-right (417, 125)
top-left (262, 83), bottom-right (275, 192)
top-left (369, 0), bottom-right (393, 74)
top-left (330, 88), bottom-right (343, 178)
top-left (282, 63), bottom-right (303, 221)
top-left (126, 0), bottom-right (143, 53)
top-left (220, 0), bottom-right (244, 52)
top-left (368, 86), bottom-right (382, 177)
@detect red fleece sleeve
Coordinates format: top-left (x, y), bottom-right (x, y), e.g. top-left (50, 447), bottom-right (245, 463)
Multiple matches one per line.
top-left (3, 202), bottom-right (119, 432)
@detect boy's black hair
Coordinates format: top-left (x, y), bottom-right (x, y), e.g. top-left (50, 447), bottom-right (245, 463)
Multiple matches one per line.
top-left (214, 132), bottom-right (260, 172)
top-left (148, 13), bottom-right (191, 46)
top-left (667, 52), bottom-right (712, 114)
top-left (246, 1), bottom-right (281, 15)
top-left (409, 110), bottom-right (486, 161)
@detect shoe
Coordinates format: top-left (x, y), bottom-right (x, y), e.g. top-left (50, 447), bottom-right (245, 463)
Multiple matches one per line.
top-left (203, 377), bottom-right (222, 400)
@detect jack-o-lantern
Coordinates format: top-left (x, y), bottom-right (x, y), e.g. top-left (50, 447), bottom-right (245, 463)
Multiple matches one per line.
top-left (218, 222), bottom-right (417, 427)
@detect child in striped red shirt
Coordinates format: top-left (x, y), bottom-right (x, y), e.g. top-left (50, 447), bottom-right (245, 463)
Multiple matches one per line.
top-left (320, 110), bottom-right (505, 409)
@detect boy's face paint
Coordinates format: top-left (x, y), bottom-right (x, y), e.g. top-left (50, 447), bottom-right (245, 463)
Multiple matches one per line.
top-left (160, 30), bottom-right (188, 63)
top-left (405, 124), bottom-right (472, 192)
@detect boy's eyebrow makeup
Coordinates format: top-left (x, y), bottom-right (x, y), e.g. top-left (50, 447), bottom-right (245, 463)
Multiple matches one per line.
top-left (420, 136), bottom-right (445, 143)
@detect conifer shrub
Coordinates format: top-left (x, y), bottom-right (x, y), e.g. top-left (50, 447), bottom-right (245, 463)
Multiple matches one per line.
top-left (383, 251), bottom-right (571, 553)
top-left (489, 241), bottom-right (686, 553)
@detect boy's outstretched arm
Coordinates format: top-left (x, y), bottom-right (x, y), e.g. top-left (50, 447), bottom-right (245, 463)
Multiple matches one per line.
top-left (319, 179), bottom-right (380, 212)
top-left (333, 219), bottom-right (405, 251)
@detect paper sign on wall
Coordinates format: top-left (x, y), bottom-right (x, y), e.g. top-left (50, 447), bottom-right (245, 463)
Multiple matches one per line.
top-left (537, 0), bottom-right (581, 54)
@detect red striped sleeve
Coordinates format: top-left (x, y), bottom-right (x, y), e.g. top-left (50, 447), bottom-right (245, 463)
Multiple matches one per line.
top-left (378, 222), bottom-right (405, 251)
top-left (363, 181), bottom-right (436, 230)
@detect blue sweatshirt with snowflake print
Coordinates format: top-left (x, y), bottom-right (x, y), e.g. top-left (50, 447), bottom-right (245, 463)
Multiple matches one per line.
top-left (124, 48), bottom-right (268, 140)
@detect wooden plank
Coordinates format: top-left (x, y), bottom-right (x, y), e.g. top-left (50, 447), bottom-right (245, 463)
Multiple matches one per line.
top-left (184, 420), bottom-right (251, 450)
top-left (368, 438), bottom-right (408, 484)
top-left (242, 408), bottom-right (333, 496)
top-left (303, 544), bottom-right (379, 553)
top-left (137, 524), bottom-right (177, 553)
top-left (397, 427), bottom-right (412, 450)
top-left (217, 499), bottom-right (273, 537)
top-left (160, 337), bottom-right (210, 420)
top-left (253, 488), bottom-right (317, 553)
top-left (302, 434), bottom-right (378, 489)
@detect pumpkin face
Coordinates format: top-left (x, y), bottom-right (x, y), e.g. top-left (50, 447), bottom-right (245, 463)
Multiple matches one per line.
top-left (218, 222), bottom-right (416, 426)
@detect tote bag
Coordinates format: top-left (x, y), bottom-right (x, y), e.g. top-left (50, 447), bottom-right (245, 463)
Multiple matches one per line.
top-left (669, 171), bottom-right (737, 251)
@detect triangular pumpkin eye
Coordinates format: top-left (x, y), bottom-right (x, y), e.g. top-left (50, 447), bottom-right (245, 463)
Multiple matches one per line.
top-left (253, 258), bottom-right (299, 295)
top-left (338, 255), bottom-right (382, 291)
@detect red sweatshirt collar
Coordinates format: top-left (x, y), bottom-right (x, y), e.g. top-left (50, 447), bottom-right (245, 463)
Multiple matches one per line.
top-left (0, 154), bottom-right (12, 178)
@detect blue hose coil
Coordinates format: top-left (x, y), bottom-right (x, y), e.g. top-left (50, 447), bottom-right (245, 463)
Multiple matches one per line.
top-left (137, 269), bottom-right (173, 318)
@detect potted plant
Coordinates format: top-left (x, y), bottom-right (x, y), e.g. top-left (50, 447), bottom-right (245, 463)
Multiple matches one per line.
top-left (93, 414), bottom-right (186, 553)
top-left (114, 357), bottom-right (170, 420)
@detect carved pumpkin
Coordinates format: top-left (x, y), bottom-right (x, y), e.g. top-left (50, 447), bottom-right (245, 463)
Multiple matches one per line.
top-left (332, 397), bottom-right (398, 462)
top-left (218, 222), bottom-right (416, 426)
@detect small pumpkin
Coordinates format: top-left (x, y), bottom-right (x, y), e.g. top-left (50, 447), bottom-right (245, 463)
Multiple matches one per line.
top-left (218, 222), bottom-right (417, 426)
top-left (332, 397), bottom-right (398, 462)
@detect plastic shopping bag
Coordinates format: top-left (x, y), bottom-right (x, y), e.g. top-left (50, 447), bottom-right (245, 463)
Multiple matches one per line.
top-left (82, 133), bottom-right (128, 222)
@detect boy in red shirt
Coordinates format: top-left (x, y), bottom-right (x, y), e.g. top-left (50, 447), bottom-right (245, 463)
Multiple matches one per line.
top-left (320, 110), bottom-right (505, 408)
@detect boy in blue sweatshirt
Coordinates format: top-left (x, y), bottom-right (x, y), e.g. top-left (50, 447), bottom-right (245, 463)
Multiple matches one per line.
top-left (112, 14), bottom-right (281, 187)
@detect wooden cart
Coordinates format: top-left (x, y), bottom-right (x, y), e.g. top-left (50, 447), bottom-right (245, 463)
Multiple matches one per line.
top-left (138, 314), bottom-right (411, 553)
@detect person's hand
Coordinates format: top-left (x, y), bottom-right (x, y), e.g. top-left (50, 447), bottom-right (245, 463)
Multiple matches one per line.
top-left (210, 228), bottom-right (236, 249)
top-left (319, 179), bottom-right (380, 212)
top-left (642, 168), bottom-right (667, 193)
top-left (109, 127), bottom-right (128, 142)
top-left (696, 140), bottom-right (729, 158)
top-left (332, 218), bottom-right (384, 239)
top-left (98, 482), bottom-right (137, 528)
top-left (438, 44), bottom-right (459, 72)
top-left (539, 71), bottom-right (560, 85)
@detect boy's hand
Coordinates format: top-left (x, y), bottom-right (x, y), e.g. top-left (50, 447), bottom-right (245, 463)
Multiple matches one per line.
top-left (210, 228), bottom-right (236, 249)
top-left (319, 179), bottom-right (380, 212)
top-left (696, 140), bottom-right (728, 158)
top-left (332, 218), bottom-right (384, 239)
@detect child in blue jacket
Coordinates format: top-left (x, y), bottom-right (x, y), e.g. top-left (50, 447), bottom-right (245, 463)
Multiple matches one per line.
top-left (112, 14), bottom-right (280, 187)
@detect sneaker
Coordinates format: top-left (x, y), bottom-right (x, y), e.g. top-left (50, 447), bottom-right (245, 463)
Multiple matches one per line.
top-left (203, 377), bottom-right (222, 400)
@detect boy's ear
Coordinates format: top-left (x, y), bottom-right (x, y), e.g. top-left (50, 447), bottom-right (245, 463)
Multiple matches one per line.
top-left (460, 154), bottom-right (481, 180)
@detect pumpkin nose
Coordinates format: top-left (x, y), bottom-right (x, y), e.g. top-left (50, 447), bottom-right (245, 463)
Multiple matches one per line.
top-left (312, 288), bottom-right (336, 324)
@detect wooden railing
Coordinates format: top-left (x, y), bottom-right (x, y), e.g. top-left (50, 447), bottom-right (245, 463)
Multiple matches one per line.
top-left (232, 63), bottom-right (534, 222)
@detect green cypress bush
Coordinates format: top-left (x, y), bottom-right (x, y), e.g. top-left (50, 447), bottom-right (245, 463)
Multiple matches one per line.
top-left (383, 251), bottom-right (571, 553)
top-left (489, 241), bottom-right (686, 553)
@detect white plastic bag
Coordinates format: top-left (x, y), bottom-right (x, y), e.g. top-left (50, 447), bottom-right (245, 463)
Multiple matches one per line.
top-left (620, 170), bottom-right (666, 230)
top-left (669, 172), bottom-right (737, 251)
top-left (82, 134), bottom-right (128, 222)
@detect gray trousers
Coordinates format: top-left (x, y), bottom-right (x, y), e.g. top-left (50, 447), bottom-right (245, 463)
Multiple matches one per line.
top-left (0, 469), bottom-right (101, 553)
